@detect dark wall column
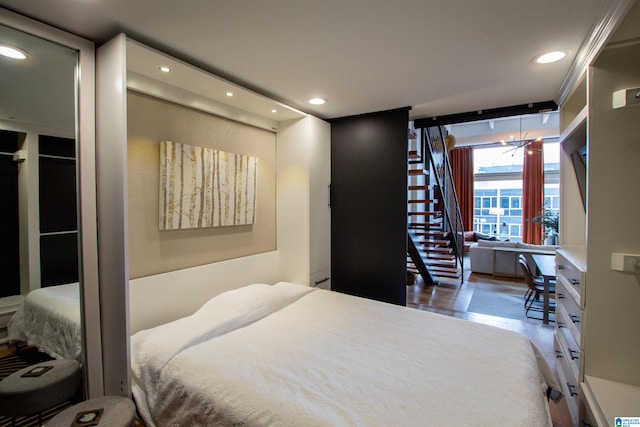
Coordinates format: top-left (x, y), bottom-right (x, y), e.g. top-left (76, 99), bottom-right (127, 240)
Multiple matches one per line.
top-left (330, 107), bottom-right (409, 305)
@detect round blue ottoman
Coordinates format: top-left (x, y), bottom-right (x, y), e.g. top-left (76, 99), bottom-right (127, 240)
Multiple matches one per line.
top-left (0, 359), bottom-right (81, 420)
top-left (47, 395), bottom-right (136, 427)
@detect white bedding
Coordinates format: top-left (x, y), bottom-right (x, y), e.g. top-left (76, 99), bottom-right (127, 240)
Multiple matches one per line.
top-left (7, 283), bottom-right (81, 360)
top-left (131, 282), bottom-right (561, 426)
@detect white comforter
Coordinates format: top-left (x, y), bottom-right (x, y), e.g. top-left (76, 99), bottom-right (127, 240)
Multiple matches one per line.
top-left (7, 283), bottom-right (81, 360)
top-left (132, 282), bottom-right (559, 426)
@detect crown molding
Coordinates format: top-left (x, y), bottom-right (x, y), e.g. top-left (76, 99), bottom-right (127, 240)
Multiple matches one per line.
top-left (557, 0), bottom-right (636, 105)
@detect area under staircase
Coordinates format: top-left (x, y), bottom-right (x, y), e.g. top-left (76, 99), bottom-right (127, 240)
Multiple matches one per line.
top-left (407, 125), bottom-right (464, 285)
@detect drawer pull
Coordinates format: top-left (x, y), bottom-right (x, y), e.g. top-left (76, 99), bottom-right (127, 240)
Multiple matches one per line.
top-left (568, 349), bottom-right (580, 360)
top-left (554, 350), bottom-right (563, 358)
top-left (557, 321), bottom-right (566, 328)
top-left (314, 277), bottom-right (330, 285)
top-left (558, 265), bottom-right (565, 270)
top-left (569, 314), bottom-right (581, 324)
top-left (566, 382), bottom-right (579, 397)
top-left (569, 278), bottom-right (580, 285)
top-left (557, 292), bottom-right (565, 299)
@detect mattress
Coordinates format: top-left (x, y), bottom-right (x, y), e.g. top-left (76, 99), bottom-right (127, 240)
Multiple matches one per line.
top-left (7, 282), bottom-right (81, 360)
top-left (131, 282), bottom-right (560, 426)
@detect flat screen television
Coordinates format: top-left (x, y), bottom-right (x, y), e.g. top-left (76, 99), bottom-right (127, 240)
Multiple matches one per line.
top-left (570, 145), bottom-right (587, 210)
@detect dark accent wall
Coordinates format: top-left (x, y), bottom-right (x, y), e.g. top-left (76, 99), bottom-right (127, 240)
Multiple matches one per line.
top-left (39, 135), bottom-right (79, 286)
top-left (0, 130), bottom-right (20, 297)
top-left (330, 107), bottom-right (409, 305)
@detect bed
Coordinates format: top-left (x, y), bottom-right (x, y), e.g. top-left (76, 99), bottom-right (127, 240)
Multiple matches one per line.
top-left (131, 281), bottom-right (562, 426)
top-left (6, 283), bottom-right (81, 360)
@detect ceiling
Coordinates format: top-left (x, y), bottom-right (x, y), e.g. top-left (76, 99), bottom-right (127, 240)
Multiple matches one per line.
top-left (0, 23), bottom-right (76, 131)
top-left (0, 0), bottom-right (633, 122)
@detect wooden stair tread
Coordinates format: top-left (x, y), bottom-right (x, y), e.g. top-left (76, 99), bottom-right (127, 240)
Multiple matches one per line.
top-left (408, 211), bottom-right (440, 216)
top-left (407, 185), bottom-right (431, 191)
top-left (430, 266), bottom-right (460, 274)
top-left (435, 271), bottom-right (461, 279)
top-left (417, 239), bottom-right (449, 246)
top-left (408, 199), bottom-right (437, 204)
top-left (412, 230), bottom-right (446, 237)
top-left (422, 247), bottom-right (452, 253)
top-left (408, 169), bottom-right (429, 176)
top-left (424, 252), bottom-right (455, 260)
top-left (427, 260), bottom-right (456, 268)
top-left (409, 222), bottom-right (443, 228)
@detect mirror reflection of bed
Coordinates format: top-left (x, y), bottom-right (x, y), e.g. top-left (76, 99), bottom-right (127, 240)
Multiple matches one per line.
top-left (0, 23), bottom-right (83, 370)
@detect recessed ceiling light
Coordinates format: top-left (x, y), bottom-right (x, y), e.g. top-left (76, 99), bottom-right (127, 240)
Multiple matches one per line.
top-left (0, 45), bottom-right (28, 60)
top-left (159, 66), bottom-right (171, 73)
top-left (308, 98), bottom-right (326, 105)
top-left (271, 109), bottom-right (277, 113)
top-left (226, 92), bottom-right (234, 97)
top-left (534, 51), bottom-right (567, 64)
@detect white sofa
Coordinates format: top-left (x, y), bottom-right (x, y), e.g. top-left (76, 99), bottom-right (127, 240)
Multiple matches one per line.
top-left (469, 240), bottom-right (557, 277)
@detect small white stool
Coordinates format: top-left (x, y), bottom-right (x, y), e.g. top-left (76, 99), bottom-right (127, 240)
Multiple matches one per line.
top-left (0, 359), bottom-right (81, 426)
top-left (46, 395), bottom-right (136, 427)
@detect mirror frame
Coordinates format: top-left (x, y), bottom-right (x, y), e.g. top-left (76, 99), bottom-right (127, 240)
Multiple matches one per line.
top-left (0, 8), bottom-right (102, 397)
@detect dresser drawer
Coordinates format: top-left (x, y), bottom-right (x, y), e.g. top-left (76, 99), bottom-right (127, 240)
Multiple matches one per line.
top-left (554, 335), bottom-right (580, 425)
top-left (554, 327), bottom-right (581, 381)
top-left (556, 281), bottom-right (582, 343)
top-left (556, 304), bottom-right (582, 352)
top-left (556, 304), bottom-right (582, 343)
top-left (556, 252), bottom-right (586, 305)
top-left (556, 274), bottom-right (584, 310)
top-left (556, 277), bottom-right (580, 311)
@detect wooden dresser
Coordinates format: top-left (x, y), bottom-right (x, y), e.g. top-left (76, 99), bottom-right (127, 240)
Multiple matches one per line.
top-left (554, 248), bottom-right (586, 424)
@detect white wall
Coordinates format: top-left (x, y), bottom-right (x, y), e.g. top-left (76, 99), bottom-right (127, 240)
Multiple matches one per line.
top-left (128, 115), bottom-right (331, 333)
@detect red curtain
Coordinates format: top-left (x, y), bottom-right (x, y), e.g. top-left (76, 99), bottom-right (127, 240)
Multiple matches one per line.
top-left (448, 146), bottom-right (474, 231)
top-left (522, 140), bottom-right (544, 244)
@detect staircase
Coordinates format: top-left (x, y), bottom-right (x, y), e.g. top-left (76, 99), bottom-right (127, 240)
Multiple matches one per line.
top-left (407, 125), bottom-right (464, 285)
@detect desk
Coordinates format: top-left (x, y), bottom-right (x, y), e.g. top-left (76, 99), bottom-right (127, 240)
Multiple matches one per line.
top-left (491, 247), bottom-right (556, 278)
top-left (532, 253), bottom-right (556, 324)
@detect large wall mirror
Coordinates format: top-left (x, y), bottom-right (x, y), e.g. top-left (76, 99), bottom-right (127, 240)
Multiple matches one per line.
top-left (0, 8), bottom-right (101, 397)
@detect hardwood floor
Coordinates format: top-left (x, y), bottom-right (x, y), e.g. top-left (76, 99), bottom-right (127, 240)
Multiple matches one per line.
top-left (407, 256), bottom-right (573, 427)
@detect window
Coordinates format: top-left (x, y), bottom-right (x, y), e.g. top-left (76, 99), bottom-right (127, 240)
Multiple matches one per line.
top-left (473, 141), bottom-right (559, 242)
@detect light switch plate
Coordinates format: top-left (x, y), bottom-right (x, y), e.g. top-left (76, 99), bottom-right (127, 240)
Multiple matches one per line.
top-left (612, 88), bottom-right (640, 109)
top-left (611, 252), bottom-right (640, 272)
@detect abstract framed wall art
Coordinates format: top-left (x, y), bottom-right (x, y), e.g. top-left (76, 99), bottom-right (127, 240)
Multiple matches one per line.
top-left (159, 140), bottom-right (258, 230)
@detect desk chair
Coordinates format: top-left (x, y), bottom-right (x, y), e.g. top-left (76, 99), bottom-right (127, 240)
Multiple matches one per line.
top-left (518, 254), bottom-right (556, 319)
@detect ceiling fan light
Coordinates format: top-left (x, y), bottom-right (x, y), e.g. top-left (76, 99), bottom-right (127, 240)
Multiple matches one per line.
top-left (535, 51), bottom-right (566, 64)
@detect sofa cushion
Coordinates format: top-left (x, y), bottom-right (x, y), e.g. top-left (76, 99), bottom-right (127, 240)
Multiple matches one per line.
top-left (476, 240), bottom-right (518, 248)
top-left (516, 242), bottom-right (557, 251)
